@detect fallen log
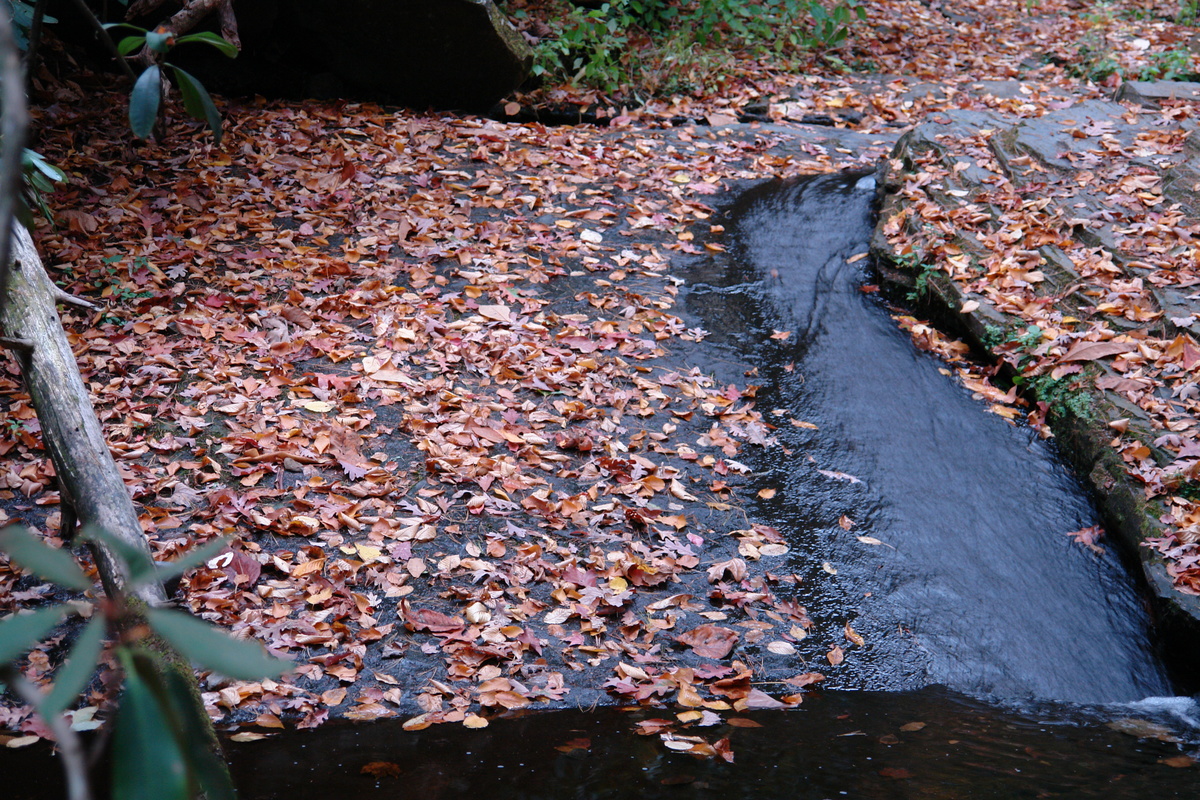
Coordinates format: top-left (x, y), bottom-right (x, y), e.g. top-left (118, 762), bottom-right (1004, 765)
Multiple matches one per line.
top-left (0, 222), bottom-right (165, 606)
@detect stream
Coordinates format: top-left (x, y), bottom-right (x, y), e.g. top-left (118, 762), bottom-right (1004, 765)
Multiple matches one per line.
top-left (687, 171), bottom-right (1172, 703)
top-left (6, 173), bottom-right (1199, 798)
top-left (222, 171), bottom-right (1200, 797)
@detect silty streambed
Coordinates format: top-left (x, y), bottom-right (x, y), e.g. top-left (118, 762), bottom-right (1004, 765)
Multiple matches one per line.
top-left (684, 170), bottom-right (1172, 704)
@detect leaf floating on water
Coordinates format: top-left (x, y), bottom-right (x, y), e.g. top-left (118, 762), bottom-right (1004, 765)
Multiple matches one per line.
top-left (838, 515), bottom-right (854, 530)
top-left (726, 718), bottom-right (763, 728)
top-left (1106, 718), bottom-right (1180, 742)
top-left (899, 722), bottom-right (926, 732)
top-left (361, 762), bottom-right (403, 779)
top-left (757, 488), bottom-right (778, 499)
top-left (554, 737), bottom-right (592, 754)
top-left (844, 623), bottom-right (865, 647)
top-left (817, 469), bottom-right (862, 484)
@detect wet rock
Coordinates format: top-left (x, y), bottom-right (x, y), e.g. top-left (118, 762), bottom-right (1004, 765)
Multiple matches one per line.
top-left (873, 101), bottom-right (1200, 633)
top-left (1116, 80), bottom-right (1200, 108)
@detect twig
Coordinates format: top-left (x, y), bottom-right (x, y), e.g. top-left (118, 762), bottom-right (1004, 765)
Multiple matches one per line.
top-left (0, 667), bottom-right (94, 800)
top-left (0, 335), bottom-right (34, 352)
top-left (51, 284), bottom-right (98, 310)
top-left (25, 0), bottom-right (50, 72)
top-left (0, 10), bottom-right (30, 322)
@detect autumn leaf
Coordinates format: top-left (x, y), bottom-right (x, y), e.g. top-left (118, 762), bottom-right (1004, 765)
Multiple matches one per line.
top-left (675, 625), bottom-right (739, 659)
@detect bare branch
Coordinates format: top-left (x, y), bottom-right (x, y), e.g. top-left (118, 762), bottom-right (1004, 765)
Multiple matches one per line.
top-left (0, 335), bottom-right (34, 352)
top-left (51, 284), bottom-right (98, 311)
top-left (69, 0), bottom-right (138, 82)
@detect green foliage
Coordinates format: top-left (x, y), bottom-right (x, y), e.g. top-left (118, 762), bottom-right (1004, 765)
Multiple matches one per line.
top-left (530, 3), bottom-right (630, 91)
top-left (1180, 0), bottom-right (1199, 25)
top-left (528, 0), bottom-right (867, 94)
top-left (20, 147), bottom-right (66, 224)
top-left (1016, 373), bottom-right (1096, 421)
top-left (1137, 47), bottom-right (1197, 81)
top-left (1070, 42), bottom-right (1121, 83)
top-left (981, 324), bottom-right (1007, 350)
top-left (0, 525), bottom-right (289, 800)
top-left (3, 0), bottom-right (56, 50)
top-left (103, 23), bottom-right (237, 145)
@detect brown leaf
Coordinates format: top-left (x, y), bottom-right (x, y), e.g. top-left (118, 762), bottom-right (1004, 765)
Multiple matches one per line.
top-left (360, 762), bottom-right (402, 778)
top-left (1059, 340), bottom-right (1137, 362)
top-left (675, 625), bottom-right (739, 659)
top-left (405, 607), bottom-right (464, 634)
top-left (827, 646), bottom-right (845, 666)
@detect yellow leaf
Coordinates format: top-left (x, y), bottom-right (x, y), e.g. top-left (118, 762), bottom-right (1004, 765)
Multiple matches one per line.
top-left (609, 576), bottom-right (629, 594)
top-left (402, 714), bottom-right (431, 731)
top-left (757, 488), bottom-right (778, 499)
top-left (463, 714), bottom-right (489, 729)
top-left (303, 400), bottom-right (334, 413)
top-left (670, 479), bottom-right (698, 501)
top-left (478, 304), bottom-right (511, 322)
top-left (355, 545), bottom-right (383, 562)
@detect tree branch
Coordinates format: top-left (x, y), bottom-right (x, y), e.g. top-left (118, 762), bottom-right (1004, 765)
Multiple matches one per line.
top-left (69, 0), bottom-right (138, 82)
top-left (129, 0), bottom-right (242, 49)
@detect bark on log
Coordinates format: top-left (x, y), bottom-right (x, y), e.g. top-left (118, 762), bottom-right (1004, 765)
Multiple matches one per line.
top-left (128, 0), bottom-right (242, 49)
top-left (0, 222), bottom-right (165, 606)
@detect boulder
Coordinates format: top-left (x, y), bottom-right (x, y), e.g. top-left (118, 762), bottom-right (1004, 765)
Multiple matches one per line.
top-left (132, 0), bottom-right (533, 110)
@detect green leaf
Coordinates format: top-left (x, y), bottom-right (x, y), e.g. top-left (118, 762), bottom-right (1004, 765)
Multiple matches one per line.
top-left (116, 35), bottom-right (146, 57)
top-left (175, 31), bottom-right (238, 58)
top-left (155, 537), bottom-right (230, 584)
top-left (161, 669), bottom-right (236, 800)
top-left (42, 615), bottom-right (107, 717)
top-left (102, 23), bottom-right (148, 36)
top-left (129, 65), bottom-right (162, 140)
top-left (146, 30), bottom-right (173, 54)
top-left (22, 149), bottom-right (66, 183)
top-left (0, 605), bottom-right (70, 664)
top-left (80, 525), bottom-right (157, 587)
top-left (146, 608), bottom-right (288, 680)
top-left (0, 526), bottom-right (91, 591)
top-left (168, 65), bottom-right (223, 145)
top-left (113, 652), bottom-right (189, 800)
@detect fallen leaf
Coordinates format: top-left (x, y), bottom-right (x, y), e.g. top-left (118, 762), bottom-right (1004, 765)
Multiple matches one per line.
top-left (676, 625), bottom-right (739, 659)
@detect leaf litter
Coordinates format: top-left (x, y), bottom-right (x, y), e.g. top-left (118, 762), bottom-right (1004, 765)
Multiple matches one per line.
top-left (1, 0), bottom-right (1199, 761)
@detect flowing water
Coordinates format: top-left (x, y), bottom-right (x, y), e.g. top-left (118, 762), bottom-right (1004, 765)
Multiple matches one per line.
top-left (685, 171), bottom-right (1172, 704)
top-left (7, 173), bottom-right (1198, 798)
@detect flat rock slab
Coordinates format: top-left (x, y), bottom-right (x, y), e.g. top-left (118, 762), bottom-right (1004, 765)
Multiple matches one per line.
top-left (1117, 80), bottom-right (1200, 107)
